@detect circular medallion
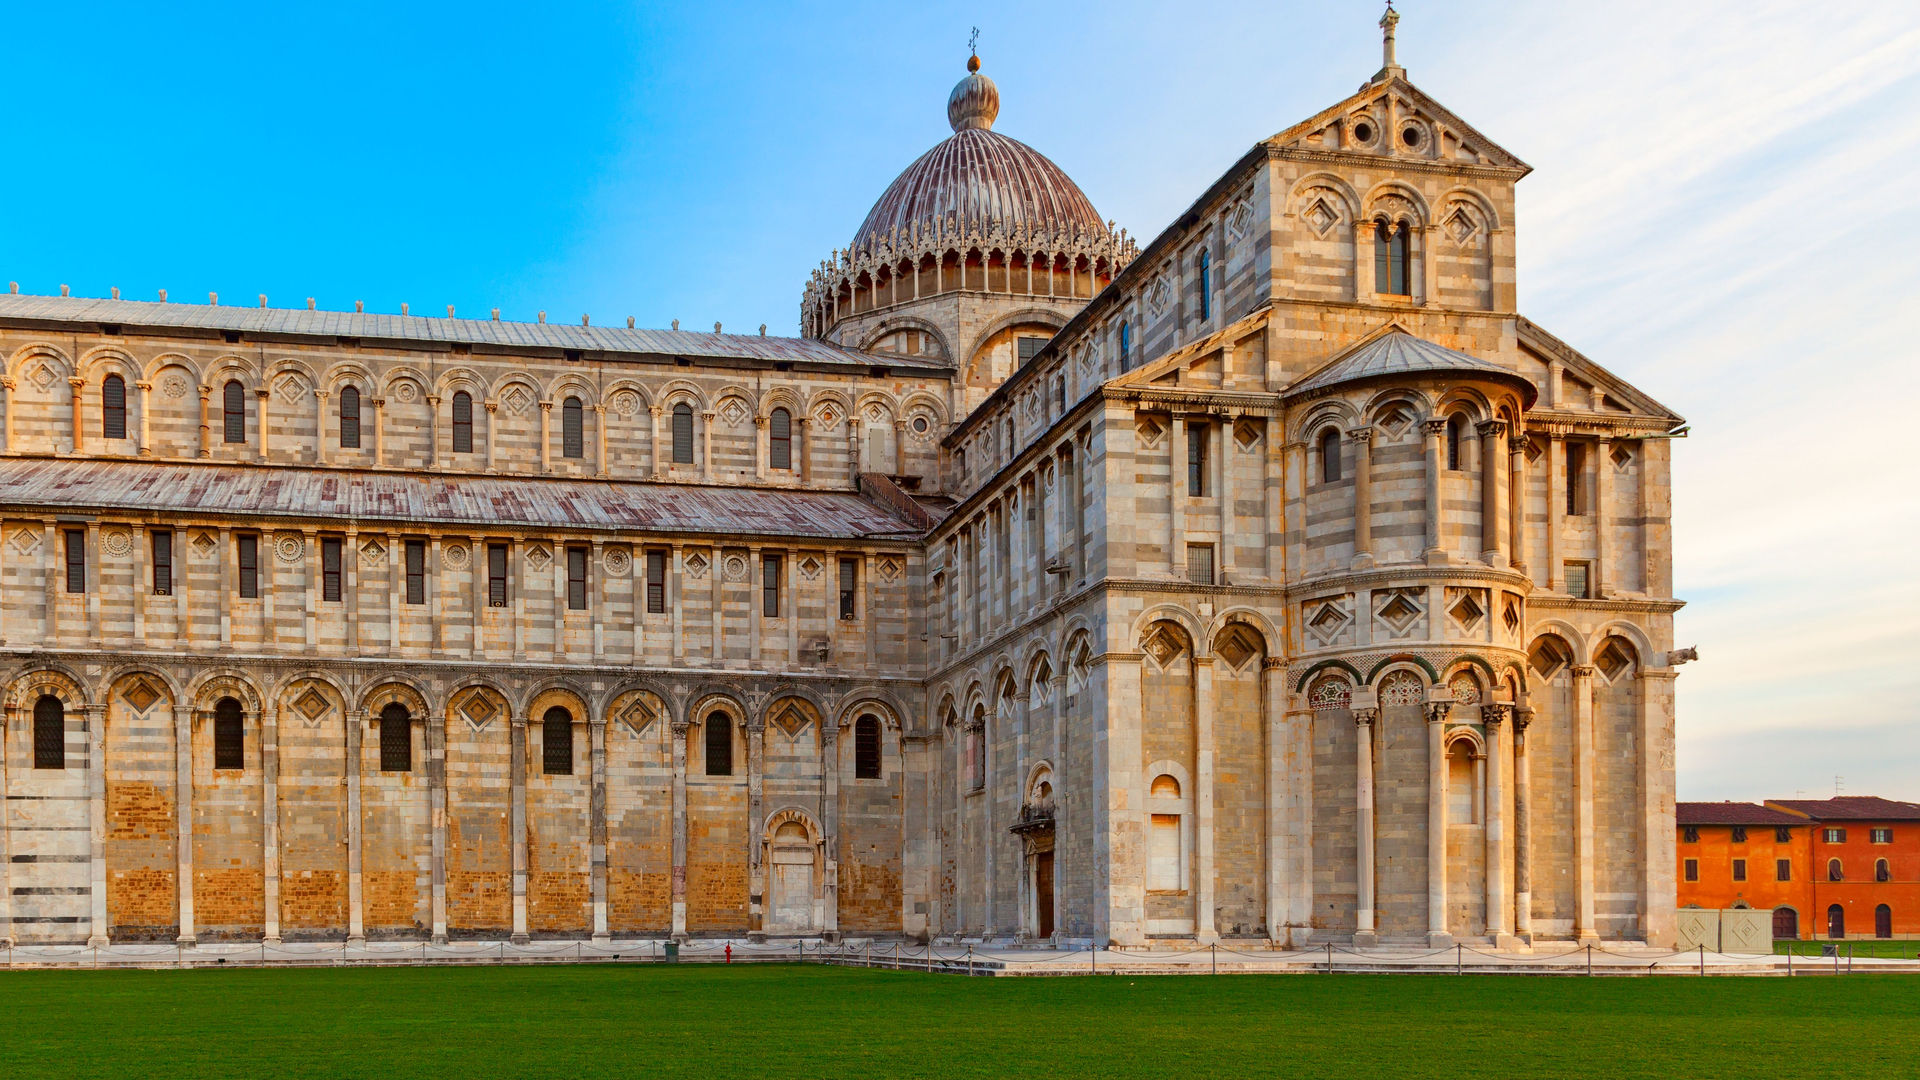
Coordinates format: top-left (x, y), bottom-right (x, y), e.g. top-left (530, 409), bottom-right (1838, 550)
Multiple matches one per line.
top-left (275, 535), bottom-right (305, 564)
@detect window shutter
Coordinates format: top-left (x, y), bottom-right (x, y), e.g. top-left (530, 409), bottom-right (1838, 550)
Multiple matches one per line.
top-left (769, 408), bottom-right (791, 470)
top-left (672, 404), bottom-right (694, 464)
top-left (488, 544), bottom-right (508, 607)
top-left (322, 538), bottom-right (343, 602)
top-left (567, 546), bottom-right (587, 609)
top-left (543, 708), bottom-right (574, 776)
top-left (224, 381), bottom-right (246, 443)
top-left (238, 535), bottom-right (258, 598)
top-left (152, 531), bottom-right (172, 596)
top-left (646, 551), bottom-right (666, 613)
top-left (65, 530), bottom-right (85, 593)
top-left (452, 391), bottom-right (473, 453)
top-left (340, 386), bottom-right (361, 448)
top-left (563, 397), bottom-right (584, 459)
top-left (405, 540), bottom-right (425, 604)
top-left (102, 375), bottom-right (126, 439)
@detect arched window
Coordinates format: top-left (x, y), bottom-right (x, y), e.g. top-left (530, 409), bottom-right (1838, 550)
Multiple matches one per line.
top-left (213, 697), bottom-right (245, 770)
top-left (769, 407), bottom-right (792, 470)
top-left (1318, 428), bottom-right (1342, 484)
top-left (379, 702), bottom-right (412, 773)
top-left (1829, 858), bottom-right (1844, 882)
top-left (1877, 858), bottom-right (1891, 883)
top-left (1375, 220), bottom-right (1410, 296)
top-left (33, 694), bottom-right (64, 769)
top-left (223, 380), bottom-right (247, 443)
top-left (704, 713), bottom-right (732, 776)
top-left (339, 385), bottom-right (362, 448)
top-left (1446, 414), bottom-right (1466, 470)
top-left (1148, 774), bottom-right (1183, 892)
top-left (1828, 903), bottom-right (1846, 939)
top-left (672, 403), bottom-right (694, 464)
top-left (1118, 321), bottom-right (1132, 369)
top-left (854, 714), bottom-right (882, 779)
top-left (1196, 248), bottom-right (1213, 321)
top-left (102, 374), bottom-right (126, 440)
top-left (1150, 774), bottom-right (1181, 799)
top-left (1876, 904), bottom-right (1892, 939)
top-left (562, 396), bottom-right (584, 459)
top-left (451, 391), bottom-right (473, 453)
top-left (542, 706), bottom-right (573, 775)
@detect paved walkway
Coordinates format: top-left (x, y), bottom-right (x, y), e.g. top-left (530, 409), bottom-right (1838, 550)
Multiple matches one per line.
top-left (1, 938), bottom-right (1914, 975)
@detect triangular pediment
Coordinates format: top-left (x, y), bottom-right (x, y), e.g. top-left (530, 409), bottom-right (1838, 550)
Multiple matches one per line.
top-left (1267, 74), bottom-right (1529, 175)
top-left (1107, 308), bottom-right (1274, 393)
top-left (1516, 317), bottom-right (1684, 424)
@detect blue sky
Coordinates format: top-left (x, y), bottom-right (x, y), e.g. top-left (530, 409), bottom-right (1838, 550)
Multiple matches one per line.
top-left (3, 1), bottom-right (1915, 800)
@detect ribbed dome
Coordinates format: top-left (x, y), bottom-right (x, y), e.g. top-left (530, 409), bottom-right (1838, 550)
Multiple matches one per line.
top-left (850, 60), bottom-right (1106, 253)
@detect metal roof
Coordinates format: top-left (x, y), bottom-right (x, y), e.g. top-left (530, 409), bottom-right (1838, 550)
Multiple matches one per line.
top-left (1676, 802), bottom-right (1806, 827)
top-left (0, 293), bottom-right (947, 370)
top-left (1287, 328), bottom-right (1539, 406)
top-left (0, 458), bottom-right (925, 541)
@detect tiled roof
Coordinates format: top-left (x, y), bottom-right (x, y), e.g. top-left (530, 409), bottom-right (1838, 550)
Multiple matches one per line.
top-left (0, 458), bottom-right (924, 541)
top-left (1676, 802), bottom-right (1806, 826)
top-left (1766, 797), bottom-right (1920, 822)
top-left (0, 293), bottom-right (947, 370)
top-left (1287, 328), bottom-right (1538, 405)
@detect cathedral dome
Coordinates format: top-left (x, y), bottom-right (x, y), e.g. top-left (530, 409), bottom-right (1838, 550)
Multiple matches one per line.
top-left (849, 58), bottom-right (1107, 253)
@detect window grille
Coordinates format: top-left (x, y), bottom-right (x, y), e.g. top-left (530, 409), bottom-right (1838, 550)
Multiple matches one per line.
top-left (1565, 442), bottom-right (1588, 515)
top-left (1563, 561), bottom-right (1590, 600)
top-left (1017, 336), bottom-right (1048, 366)
top-left (152, 531), bottom-right (172, 596)
top-left (762, 555), bottom-right (781, 617)
top-left (705, 715), bottom-right (732, 776)
top-left (672, 403), bottom-right (694, 464)
top-left (854, 715), bottom-right (882, 779)
top-left (645, 551), bottom-right (666, 613)
top-left (542, 707), bottom-right (573, 776)
top-left (65, 530), bottom-right (86, 593)
top-left (567, 546), bottom-right (588, 610)
top-left (562, 397), bottom-right (584, 459)
top-left (340, 386), bottom-right (361, 448)
top-left (488, 544), bottom-right (508, 607)
top-left (1375, 221), bottom-right (1409, 296)
top-left (223, 380), bottom-right (246, 443)
top-left (1187, 422), bottom-right (1206, 496)
top-left (214, 698), bottom-right (245, 769)
top-left (379, 704), bottom-right (412, 772)
top-left (839, 558), bottom-right (857, 620)
top-left (1446, 415), bottom-right (1465, 470)
top-left (237, 534), bottom-right (258, 598)
top-left (321, 538), bottom-right (343, 602)
top-left (451, 391), bottom-right (473, 453)
top-left (1187, 544), bottom-right (1215, 585)
top-left (33, 695), bottom-right (64, 769)
top-left (102, 374), bottom-right (126, 439)
top-left (405, 540), bottom-right (426, 604)
top-left (769, 408), bottom-right (792, 470)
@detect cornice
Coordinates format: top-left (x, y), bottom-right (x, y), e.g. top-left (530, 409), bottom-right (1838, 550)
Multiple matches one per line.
top-left (1291, 562), bottom-right (1535, 598)
top-left (1523, 410), bottom-right (1679, 437)
top-left (1265, 143), bottom-right (1529, 183)
top-left (1528, 595), bottom-right (1686, 615)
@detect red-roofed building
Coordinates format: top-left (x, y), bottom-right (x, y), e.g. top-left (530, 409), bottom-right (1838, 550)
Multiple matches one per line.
top-left (1677, 797), bottom-right (1920, 939)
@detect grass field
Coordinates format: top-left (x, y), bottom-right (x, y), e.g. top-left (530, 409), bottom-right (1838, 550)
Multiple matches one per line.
top-left (2, 964), bottom-right (1917, 1079)
top-left (1774, 938), bottom-right (1920, 960)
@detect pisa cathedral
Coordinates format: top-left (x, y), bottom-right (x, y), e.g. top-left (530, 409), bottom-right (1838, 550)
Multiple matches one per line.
top-left (0, 16), bottom-right (1685, 949)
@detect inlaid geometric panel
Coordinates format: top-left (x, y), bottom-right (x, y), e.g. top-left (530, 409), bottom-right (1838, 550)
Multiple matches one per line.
top-left (1446, 589), bottom-right (1485, 633)
top-left (294, 687), bottom-right (333, 726)
top-left (1308, 674), bottom-right (1352, 710)
top-left (525, 544), bottom-right (552, 572)
top-left (122, 680), bottom-right (161, 714)
top-left (102, 528), bottom-right (132, 557)
top-left (1447, 672), bottom-right (1482, 706)
top-left (615, 696), bottom-right (658, 737)
top-left (1376, 590), bottom-right (1423, 635)
top-left (360, 537), bottom-right (386, 567)
top-left (798, 555), bottom-right (823, 581)
top-left (684, 551), bottom-right (709, 579)
top-left (1378, 670), bottom-right (1424, 707)
top-left (877, 556), bottom-right (903, 582)
top-left (723, 555), bottom-right (748, 582)
top-left (459, 694), bottom-right (499, 731)
top-left (276, 534), bottom-right (305, 564)
top-left (603, 546), bottom-right (631, 576)
top-left (9, 527), bottom-right (41, 556)
top-left (191, 532), bottom-right (217, 558)
top-left (444, 543), bottom-right (471, 570)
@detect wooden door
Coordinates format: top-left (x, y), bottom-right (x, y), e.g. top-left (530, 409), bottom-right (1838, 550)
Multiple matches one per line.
top-left (1036, 853), bottom-right (1055, 938)
top-left (1772, 906), bottom-right (1797, 940)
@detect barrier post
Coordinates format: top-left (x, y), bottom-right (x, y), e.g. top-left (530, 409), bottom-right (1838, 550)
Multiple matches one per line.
top-left (1211, 944), bottom-right (1217, 976)
top-left (1699, 944), bottom-right (1704, 977)
top-left (1325, 942), bottom-right (1332, 974)
top-left (966, 944), bottom-right (974, 978)
top-left (895, 941), bottom-right (900, 970)
top-left (1456, 943), bottom-right (1462, 976)
top-left (1091, 945), bottom-right (1097, 975)
top-left (1586, 944), bottom-right (1592, 977)
top-left (1786, 947), bottom-right (1792, 976)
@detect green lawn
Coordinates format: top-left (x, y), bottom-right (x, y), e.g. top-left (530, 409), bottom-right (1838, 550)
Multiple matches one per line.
top-left (1775, 938), bottom-right (1920, 960)
top-left (2, 964), bottom-right (1917, 1079)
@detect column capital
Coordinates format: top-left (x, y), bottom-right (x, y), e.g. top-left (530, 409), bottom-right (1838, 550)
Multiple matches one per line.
top-left (669, 718), bottom-right (691, 734)
top-left (1482, 703), bottom-right (1510, 725)
top-left (1425, 700), bottom-right (1453, 724)
top-left (67, 376), bottom-right (86, 390)
top-left (1513, 706), bottom-right (1535, 732)
top-left (1570, 664), bottom-right (1596, 680)
top-left (1476, 419), bottom-right (1507, 438)
top-left (1353, 707), bottom-right (1378, 727)
top-left (539, 400), bottom-right (554, 412)
top-left (1345, 425), bottom-right (1374, 443)
top-left (1422, 418), bottom-right (1449, 437)
top-left (1509, 434), bottom-right (1530, 455)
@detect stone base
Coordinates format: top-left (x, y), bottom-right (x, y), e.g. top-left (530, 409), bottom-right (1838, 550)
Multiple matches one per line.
top-left (510, 933), bottom-right (530, 945)
top-left (1425, 548), bottom-right (1450, 566)
top-left (1427, 931), bottom-right (1454, 949)
top-left (346, 935), bottom-right (366, 947)
top-left (747, 932), bottom-right (767, 944)
top-left (432, 934), bottom-right (448, 945)
top-left (176, 935), bottom-right (197, 949)
top-left (1492, 932), bottom-right (1528, 953)
top-left (1352, 930), bottom-right (1379, 948)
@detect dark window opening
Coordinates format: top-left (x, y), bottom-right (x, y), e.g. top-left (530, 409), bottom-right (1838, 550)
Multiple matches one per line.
top-left (33, 695), bottom-right (65, 769)
top-left (321, 538), bottom-right (343, 602)
top-left (237, 534), bottom-right (258, 598)
top-left (452, 391), bottom-right (473, 454)
top-left (1777, 859), bottom-right (1792, 882)
top-left (1682, 826), bottom-right (1700, 844)
top-left (769, 407), bottom-right (792, 470)
top-left (543, 706), bottom-right (574, 776)
top-left (1187, 422), bottom-right (1206, 496)
top-left (223, 380), bottom-right (246, 443)
top-left (65, 529), bottom-right (86, 593)
top-left (1829, 858), bottom-right (1844, 882)
top-left (1374, 221), bottom-right (1409, 296)
top-left (379, 703), bottom-right (412, 772)
top-left (1319, 428), bottom-right (1343, 484)
top-left (1828, 904), bottom-right (1845, 938)
top-left (405, 540), bottom-right (426, 604)
top-left (839, 558), bottom-right (857, 620)
top-left (340, 385), bottom-right (362, 448)
top-left (1877, 859), bottom-right (1891, 883)
top-left (1565, 441), bottom-right (1588, 515)
top-left (214, 697), bottom-right (245, 770)
top-left (1017, 336), bottom-right (1048, 366)
top-left (488, 543), bottom-right (508, 607)
top-left (1446, 414), bottom-right (1466, 470)
top-left (705, 714), bottom-right (732, 776)
top-left (1876, 904), bottom-right (1892, 939)
top-left (562, 396), bottom-right (584, 459)
top-left (854, 714), bottom-right (882, 779)
top-left (1732, 826), bottom-right (1748, 843)
top-left (762, 554), bottom-right (782, 617)
top-left (672, 403), bottom-right (694, 464)
top-left (567, 546), bottom-right (588, 610)
top-left (102, 374), bottom-right (126, 440)
top-left (1732, 858), bottom-right (1747, 882)
top-left (1776, 826), bottom-right (1793, 843)
top-left (151, 530), bottom-right (173, 596)
top-left (1683, 858), bottom-right (1698, 882)
top-left (1118, 321), bottom-right (1131, 369)
top-left (1187, 543), bottom-right (1215, 585)
top-left (1197, 248), bottom-right (1212, 320)
top-left (645, 550), bottom-right (666, 614)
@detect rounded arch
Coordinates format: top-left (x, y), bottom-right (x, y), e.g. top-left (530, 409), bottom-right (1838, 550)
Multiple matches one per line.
top-left (758, 383), bottom-right (805, 419)
top-left (1361, 387), bottom-right (1434, 428)
top-left (834, 692), bottom-right (907, 732)
top-left (1286, 171), bottom-right (1363, 223)
top-left (1362, 180), bottom-right (1432, 227)
top-left (1292, 658), bottom-right (1364, 695)
top-left (77, 344), bottom-right (141, 384)
top-left (100, 664), bottom-right (184, 708)
top-left (1291, 398), bottom-right (1360, 446)
top-left (141, 351), bottom-right (201, 385)
top-left (1023, 647), bottom-right (1056, 694)
top-left (1529, 619), bottom-right (1591, 662)
top-left (853, 390), bottom-right (899, 426)
top-left (433, 366), bottom-right (491, 402)
top-left (763, 692), bottom-right (825, 737)
top-left (594, 677), bottom-right (680, 726)
top-left (1024, 760), bottom-right (1056, 802)
top-left (5, 664), bottom-right (92, 712)
top-left (1129, 604), bottom-right (1205, 654)
top-left (804, 388), bottom-right (852, 427)
top-left (7, 342), bottom-right (74, 383)
top-left (1364, 653), bottom-right (1440, 686)
top-left (1441, 654), bottom-right (1502, 686)
top-left (688, 691), bottom-right (747, 727)
top-left (656, 379), bottom-right (709, 411)
top-left (1591, 621), bottom-right (1656, 665)
top-left (860, 315), bottom-right (953, 361)
top-left (1431, 387), bottom-right (1494, 426)
top-left (267, 668), bottom-right (350, 709)
top-left (490, 373), bottom-right (541, 406)
top-left (186, 670), bottom-right (264, 716)
top-left (378, 364), bottom-right (432, 401)
top-left (521, 678), bottom-right (593, 722)
top-left (1437, 185), bottom-right (1503, 233)
top-left (201, 353), bottom-right (259, 386)
top-left (962, 307), bottom-right (1070, 365)
top-left (1208, 607), bottom-right (1279, 650)
top-left (1443, 726), bottom-right (1486, 755)
top-left (1144, 759), bottom-right (1194, 798)
top-left (360, 678), bottom-right (430, 719)
top-left (598, 376), bottom-right (650, 414)
top-left (541, 372), bottom-right (599, 406)
top-left (895, 390), bottom-right (949, 428)
top-left (763, 805), bottom-right (823, 842)
top-left (321, 360), bottom-right (377, 399)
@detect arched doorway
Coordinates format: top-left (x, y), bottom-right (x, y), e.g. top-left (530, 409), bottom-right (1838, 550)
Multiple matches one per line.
top-left (1828, 904), bottom-right (1846, 939)
top-left (1772, 906), bottom-right (1798, 940)
top-left (1876, 904), bottom-right (1892, 939)
top-left (767, 821), bottom-right (815, 934)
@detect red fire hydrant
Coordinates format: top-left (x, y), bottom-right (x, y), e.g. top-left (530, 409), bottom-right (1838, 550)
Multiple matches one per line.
top-left (725, 943), bottom-right (732, 964)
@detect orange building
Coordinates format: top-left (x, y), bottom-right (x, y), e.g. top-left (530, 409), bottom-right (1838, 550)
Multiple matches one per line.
top-left (1677, 797), bottom-right (1920, 939)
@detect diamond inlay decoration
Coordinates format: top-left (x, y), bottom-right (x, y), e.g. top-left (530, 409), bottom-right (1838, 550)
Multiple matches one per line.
top-left (1597, 639), bottom-right (1635, 682)
top-left (1377, 591), bottom-right (1423, 634)
top-left (815, 403), bottom-right (840, 428)
top-left (122, 680), bottom-right (160, 714)
top-left (1611, 443), bottom-right (1634, 470)
top-left (1378, 406), bottom-right (1414, 440)
top-left (191, 532), bottom-right (217, 558)
top-left (29, 363), bottom-right (58, 391)
top-left (1215, 626), bottom-right (1260, 671)
top-left (1303, 197), bottom-right (1338, 238)
top-left (798, 556), bottom-right (823, 581)
top-left (295, 687), bottom-right (332, 725)
top-left (1444, 206), bottom-right (1478, 244)
top-left (10, 527), bottom-right (42, 556)
top-left (771, 704), bottom-right (810, 740)
top-left (616, 696), bottom-right (657, 736)
top-left (501, 384), bottom-right (533, 415)
top-left (1135, 416), bottom-right (1164, 448)
top-left (1530, 636), bottom-right (1572, 681)
top-left (276, 374), bottom-right (305, 398)
top-left (360, 538), bottom-right (387, 567)
top-left (719, 397), bottom-right (748, 426)
top-left (684, 551), bottom-right (709, 579)
top-left (526, 544), bottom-right (552, 572)
top-left (877, 556), bottom-right (903, 582)
top-left (1234, 420), bottom-right (1262, 452)
top-left (1140, 624), bottom-right (1188, 668)
top-left (460, 695), bottom-right (499, 731)
top-left (1448, 590), bottom-right (1486, 632)
top-left (1503, 597), bottom-right (1522, 636)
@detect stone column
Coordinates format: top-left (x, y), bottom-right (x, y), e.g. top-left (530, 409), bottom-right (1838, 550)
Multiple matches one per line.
top-left (1572, 665), bottom-right (1598, 942)
top-left (592, 403), bottom-right (607, 478)
top-left (746, 717), bottom-right (766, 940)
top-left (510, 711), bottom-right (529, 943)
top-left (700, 411), bottom-right (714, 482)
top-left (1594, 437), bottom-right (1612, 597)
top-left (1216, 413), bottom-right (1233, 581)
top-left (345, 708), bottom-right (365, 944)
top-left (1353, 706), bottom-right (1378, 947)
top-left (1261, 661), bottom-right (1288, 943)
top-left (429, 710), bottom-right (448, 943)
top-left (1481, 703), bottom-right (1514, 947)
top-left (314, 389), bottom-right (329, 466)
top-left (1193, 654), bottom-right (1217, 943)
top-left (669, 718), bottom-right (690, 940)
top-left (197, 385), bottom-right (213, 457)
top-left (1352, 219), bottom-right (1375, 300)
top-left (1426, 699), bottom-right (1453, 947)
top-left (484, 401), bottom-right (500, 472)
top-left (1508, 434), bottom-right (1529, 574)
top-left (173, 702), bottom-right (195, 947)
top-left (590, 713), bottom-right (609, 944)
top-left (1420, 224), bottom-right (1438, 307)
top-left (891, 418), bottom-right (907, 479)
top-left (425, 394), bottom-right (440, 468)
top-left (68, 376), bottom-right (85, 453)
top-left (795, 416), bottom-right (811, 484)
top-left (83, 701), bottom-right (107, 945)
top-left (1640, 669), bottom-right (1678, 948)
top-left (538, 401), bottom-right (553, 473)
top-left (262, 702), bottom-right (282, 945)
top-left (469, 534), bottom-right (485, 659)
top-left (0, 702), bottom-right (10, 945)
top-left (1348, 427), bottom-right (1374, 568)
top-left (1479, 420), bottom-right (1507, 565)
top-left (1423, 418), bottom-right (1447, 563)
top-left (1512, 706), bottom-right (1534, 939)
top-left (647, 405), bottom-right (662, 479)
top-left (1168, 414), bottom-right (1186, 577)
top-left (135, 380), bottom-right (152, 456)
top-left (255, 386), bottom-right (271, 461)
top-left (1545, 435), bottom-right (1563, 590)
top-left (821, 717), bottom-right (840, 940)
top-left (370, 398), bottom-right (385, 467)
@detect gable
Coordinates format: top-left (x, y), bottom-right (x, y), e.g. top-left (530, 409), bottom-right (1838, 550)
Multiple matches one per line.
top-left (1517, 317), bottom-right (1684, 423)
top-left (1267, 75), bottom-right (1529, 175)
